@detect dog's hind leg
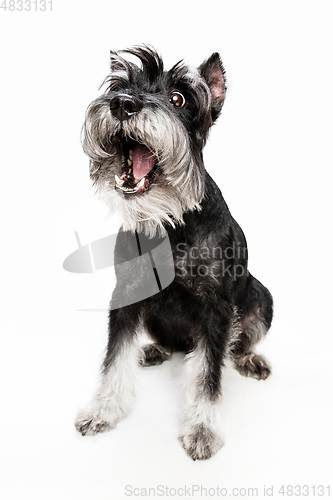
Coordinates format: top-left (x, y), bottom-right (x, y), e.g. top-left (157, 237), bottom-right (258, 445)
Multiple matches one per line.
top-left (231, 276), bottom-right (273, 380)
top-left (140, 308), bottom-right (194, 367)
top-left (75, 304), bottom-right (143, 436)
top-left (140, 344), bottom-right (172, 367)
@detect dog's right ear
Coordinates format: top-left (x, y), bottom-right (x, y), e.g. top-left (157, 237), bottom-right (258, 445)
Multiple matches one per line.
top-left (199, 53), bottom-right (226, 121)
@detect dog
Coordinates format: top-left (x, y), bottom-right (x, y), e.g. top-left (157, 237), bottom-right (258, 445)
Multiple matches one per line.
top-left (75, 45), bottom-right (273, 460)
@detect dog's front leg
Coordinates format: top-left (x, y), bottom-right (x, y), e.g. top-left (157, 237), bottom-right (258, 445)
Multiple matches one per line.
top-left (180, 314), bottom-right (231, 460)
top-left (75, 305), bottom-right (142, 436)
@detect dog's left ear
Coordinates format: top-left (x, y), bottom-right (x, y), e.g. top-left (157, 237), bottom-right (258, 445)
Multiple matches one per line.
top-left (199, 53), bottom-right (226, 121)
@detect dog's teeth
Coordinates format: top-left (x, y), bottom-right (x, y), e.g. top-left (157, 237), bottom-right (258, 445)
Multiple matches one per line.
top-left (115, 174), bottom-right (124, 186)
top-left (127, 159), bottom-right (133, 166)
top-left (129, 149), bottom-right (133, 160)
top-left (114, 174), bottom-right (146, 194)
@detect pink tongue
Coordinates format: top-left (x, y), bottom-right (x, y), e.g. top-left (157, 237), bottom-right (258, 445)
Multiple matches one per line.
top-left (132, 144), bottom-right (156, 181)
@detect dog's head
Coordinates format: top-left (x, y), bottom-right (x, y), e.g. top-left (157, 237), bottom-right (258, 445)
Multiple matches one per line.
top-left (83, 46), bottom-right (226, 237)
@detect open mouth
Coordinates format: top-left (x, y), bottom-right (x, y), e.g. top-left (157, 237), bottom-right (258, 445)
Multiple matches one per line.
top-left (114, 135), bottom-right (160, 196)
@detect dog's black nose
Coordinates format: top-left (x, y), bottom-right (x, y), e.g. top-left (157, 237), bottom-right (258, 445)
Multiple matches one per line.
top-left (109, 94), bottom-right (143, 122)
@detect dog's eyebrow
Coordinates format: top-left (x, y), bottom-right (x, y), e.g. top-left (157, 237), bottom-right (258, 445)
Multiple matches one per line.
top-left (119, 45), bottom-right (164, 84)
top-left (166, 61), bottom-right (202, 88)
top-left (109, 46), bottom-right (201, 90)
top-left (100, 71), bottom-right (129, 92)
top-left (109, 51), bottom-right (129, 70)
top-left (167, 60), bottom-right (189, 82)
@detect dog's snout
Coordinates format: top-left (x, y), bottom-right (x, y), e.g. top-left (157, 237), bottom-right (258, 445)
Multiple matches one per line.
top-left (110, 94), bottom-right (143, 122)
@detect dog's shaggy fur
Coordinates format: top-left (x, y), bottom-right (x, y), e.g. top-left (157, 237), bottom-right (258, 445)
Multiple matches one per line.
top-left (75, 46), bottom-right (273, 460)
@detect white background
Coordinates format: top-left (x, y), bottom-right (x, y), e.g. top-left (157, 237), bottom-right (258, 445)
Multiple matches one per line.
top-left (0, 1), bottom-right (332, 499)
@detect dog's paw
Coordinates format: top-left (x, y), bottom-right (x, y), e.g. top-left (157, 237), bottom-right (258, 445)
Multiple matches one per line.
top-left (75, 409), bottom-right (116, 436)
top-left (180, 424), bottom-right (224, 461)
top-left (140, 343), bottom-right (172, 367)
top-left (234, 352), bottom-right (271, 380)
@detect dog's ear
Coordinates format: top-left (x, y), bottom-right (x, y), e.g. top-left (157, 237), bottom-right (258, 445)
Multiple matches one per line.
top-left (199, 53), bottom-right (226, 121)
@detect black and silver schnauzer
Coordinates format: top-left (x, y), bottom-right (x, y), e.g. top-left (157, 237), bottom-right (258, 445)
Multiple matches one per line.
top-left (75, 46), bottom-right (273, 460)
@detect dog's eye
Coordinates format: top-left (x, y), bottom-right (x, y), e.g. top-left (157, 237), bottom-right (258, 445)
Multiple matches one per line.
top-left (169, 92), bottom-right (185, 108)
